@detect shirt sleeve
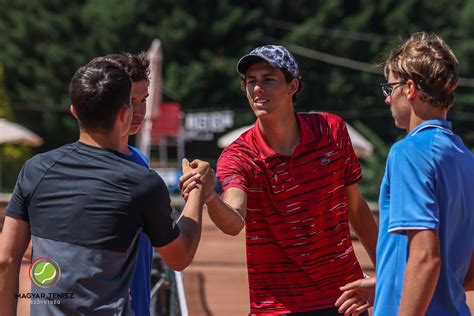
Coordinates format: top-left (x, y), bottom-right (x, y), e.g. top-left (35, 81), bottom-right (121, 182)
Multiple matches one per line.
top-left (387, 142), bottom-right (439, 234)
top-left (328, 115), bottom-right (362, 185)
top-left (137, 172), bottom-right (180, 247)
top-left (216, 147), bottom-right (251, 194)
top-left (5, 162), bottom-right (31, 222)
top-left (341, 122), bottom-right (362, 185)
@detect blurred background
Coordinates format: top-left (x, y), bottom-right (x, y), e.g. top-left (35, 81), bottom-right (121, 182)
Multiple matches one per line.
top-left (1, 1), bottom-right (474, 315)
top-left (1, 0), bottom-right (473, 199)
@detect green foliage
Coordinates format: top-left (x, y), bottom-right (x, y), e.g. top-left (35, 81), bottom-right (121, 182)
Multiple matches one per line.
top-left (1, 0), bottom-right (474, 196)
top-left (0, 145), bottom-right (31, 193)
top-left (0, 65), bottom-right (13, 120)
top-left (0, 64), bottom-right (31, 192)
top-left (352, 121), bottom-right (390, 201)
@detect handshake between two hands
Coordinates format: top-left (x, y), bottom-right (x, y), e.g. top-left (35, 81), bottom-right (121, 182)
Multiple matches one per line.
top-left (179, 158), bottom-right (216, 203)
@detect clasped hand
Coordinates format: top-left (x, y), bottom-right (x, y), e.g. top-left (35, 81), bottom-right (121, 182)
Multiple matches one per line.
top-left (335, 277), bottom-right (375, 315)
top-left (179, 158), bottom-right (215, 202)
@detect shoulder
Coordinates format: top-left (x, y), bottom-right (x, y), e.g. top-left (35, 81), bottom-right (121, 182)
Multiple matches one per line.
top-left (12, 144), bottom-right (78, 198)
top-left (219, 128), bottom-right (258, 162)
top-left (131, 169), bottom-right (169, 199)
top-left (126, 162), bottom-right (163, 183)
top-left (217, 134), bottom-right (258, 179)
top-left (22, 143), bottom-right (77, 172)
top-left (392, 132), bottom-right (434, 156)
top-left (298, 111), bottom-right (344, 124)
top-left (389, 138), bottom-right (418, 160)
top-left (34, 142), bottom-right (78, 159)
top-left (141, 170), bottom-right (168, 190)
top-left (298, 112), bottom-right (346, 134)
top-left (388, 136), bottom-right (435, 173)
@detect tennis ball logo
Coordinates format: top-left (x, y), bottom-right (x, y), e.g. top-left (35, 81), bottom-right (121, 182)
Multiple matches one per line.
top-left (29, 257), bottom-right (61, 288)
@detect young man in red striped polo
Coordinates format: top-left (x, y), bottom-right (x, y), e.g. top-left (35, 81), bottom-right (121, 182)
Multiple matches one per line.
top-left (181, 45), bottom-right (377, 315)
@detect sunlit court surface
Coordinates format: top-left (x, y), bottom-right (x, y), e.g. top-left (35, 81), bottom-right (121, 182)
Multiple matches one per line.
top-left (2, 3), bottom-right (474, 315)
top-left (2, 187), bottom-right (474, 315)
top-left (183, 206), bottom-right (474, 315)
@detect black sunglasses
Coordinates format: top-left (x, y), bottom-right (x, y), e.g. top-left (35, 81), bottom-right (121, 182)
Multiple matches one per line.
top-left (380, 81), bottom-right (405, 97)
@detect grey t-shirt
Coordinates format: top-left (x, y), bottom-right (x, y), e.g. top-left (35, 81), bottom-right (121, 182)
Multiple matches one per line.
top-left (6, 142), bottom-right (180, 315)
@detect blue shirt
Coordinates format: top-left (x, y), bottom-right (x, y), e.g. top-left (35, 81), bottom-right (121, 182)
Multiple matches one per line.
top-left (119, 146), bottom-right (153, 316)
top-left (374, 120), bottom-right (474, 315)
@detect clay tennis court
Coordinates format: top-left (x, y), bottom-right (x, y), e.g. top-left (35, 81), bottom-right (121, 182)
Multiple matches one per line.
top-left (182, 208), bottom-right (377, 315)
top-left (1, 196), bottom-right (473, 315)
top-left (183, 208), bottom-right (474, 316)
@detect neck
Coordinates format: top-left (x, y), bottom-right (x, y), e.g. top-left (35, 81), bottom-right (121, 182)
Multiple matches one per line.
top-left (408, 102), bottom-right (448, 132)
top-left (78, 129), bottom-right (126, 152)
top-left (258, 113), bottom-right (299, 155)
top-left (119, 135), bottom-right (131, 154)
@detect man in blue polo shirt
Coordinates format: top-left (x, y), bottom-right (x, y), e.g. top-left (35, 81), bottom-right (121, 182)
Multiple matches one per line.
top-left (337, 32), bottom-right (474, 315)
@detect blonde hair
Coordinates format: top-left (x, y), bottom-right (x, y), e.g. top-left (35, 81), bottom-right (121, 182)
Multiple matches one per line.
top-left (384, 32), bottom-right (459, 109)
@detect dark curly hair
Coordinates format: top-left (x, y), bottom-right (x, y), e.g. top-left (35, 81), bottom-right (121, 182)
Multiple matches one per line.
top-left (89, 52), bottom-right (150, 83)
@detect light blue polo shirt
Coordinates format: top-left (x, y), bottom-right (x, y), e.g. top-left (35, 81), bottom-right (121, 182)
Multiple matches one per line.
top-left (374, 120), bottom-right (474, 316)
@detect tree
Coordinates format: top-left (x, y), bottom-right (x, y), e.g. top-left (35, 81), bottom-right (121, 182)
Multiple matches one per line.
top-left (1, 0), bottom-right (473, 194)
top-left (0, 64), bottom-right (31, 192)
top-left (0, 65), bottom-right (13, 120)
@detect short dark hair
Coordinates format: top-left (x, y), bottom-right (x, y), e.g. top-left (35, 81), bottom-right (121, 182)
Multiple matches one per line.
top-left (240, 60), bottom-right (304, 105)
top-left (89, 52), bottom-right (150, 83)
top-left (69, 60), bottom-right (132, 132)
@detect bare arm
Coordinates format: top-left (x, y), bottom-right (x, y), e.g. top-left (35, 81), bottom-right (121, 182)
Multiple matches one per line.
top-left (180, 159), bottom-right (247, 236)
top-left (156, 159), bottom-right (211, 271)
top-left (206, 188), bottom-right (247, 236)
top-left (346, 183), bottom-right (378, 266)
top-left (463, 251), bottom-right (474, 291)
top-left (22, 241), bottom-right (32, 262)
top-left (398, 229), bottom-right (441, 316)
top-left (157, 186), bottom-right (205, 271)
top-left (0, 216), bottom-right (31, 315)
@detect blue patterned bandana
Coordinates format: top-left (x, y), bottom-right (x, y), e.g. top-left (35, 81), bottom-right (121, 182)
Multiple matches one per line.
top-left (237, 45), bottom-right (300, 78)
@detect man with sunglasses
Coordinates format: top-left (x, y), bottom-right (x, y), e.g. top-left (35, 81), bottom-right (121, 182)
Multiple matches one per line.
top-left (337, 32), bottom-right (474, 316)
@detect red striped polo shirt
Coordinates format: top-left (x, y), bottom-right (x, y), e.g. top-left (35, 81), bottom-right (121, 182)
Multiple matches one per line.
top-left (217, 112), bottom-right (364, 315)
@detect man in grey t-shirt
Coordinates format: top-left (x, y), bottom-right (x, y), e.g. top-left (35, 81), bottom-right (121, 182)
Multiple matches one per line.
top-left (0, 60), bottom-right (213, 315)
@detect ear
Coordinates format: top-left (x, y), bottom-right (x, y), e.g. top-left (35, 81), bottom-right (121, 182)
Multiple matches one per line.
top-left (289, 78), bottom-right (299, 95)
top-left (405, 79), bottom-right (418, 101)
top-left (118, 105), bottom-right (132, 124)
top-left (69, 105), bottom-right (78, 118)
top-left (116, 105), bottom-right (132, 136)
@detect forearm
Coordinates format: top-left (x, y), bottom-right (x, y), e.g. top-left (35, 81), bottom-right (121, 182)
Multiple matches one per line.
top-left (0, 259), bottom-right (21, 315)
top-left (206, 192), bottom-right (245, 236)
top-left (0, 217), bottom-right (30, 315)
top-left (349, 201), bottom-right (378, 266)
top-left (176, 188), bottom-right (205, 266)
top-left (180, 159), bottom-right (246, 236)
top-left (398, 246), bottom-right (441, 315)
